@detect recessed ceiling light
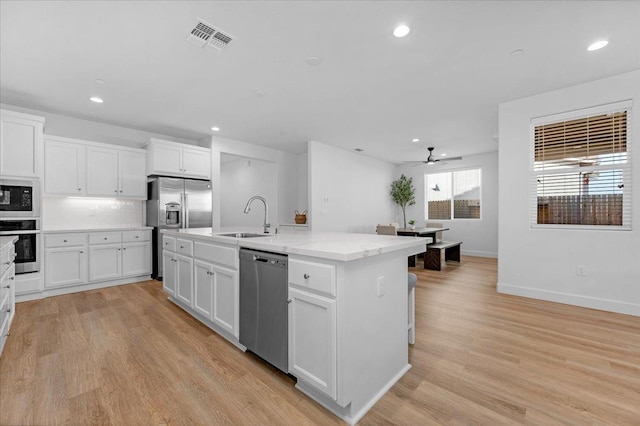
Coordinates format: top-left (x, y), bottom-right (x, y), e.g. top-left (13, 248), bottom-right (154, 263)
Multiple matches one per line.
top-left (411, 138), bottom-right (420, 143)
top-left (306, 56), bottom-right (322, 66)
top-left (393, 24), bottom-right (410, 38)
top-left (95, 79), bottom-right (105, 84)
top-left (510, 49), bottom-right (524, 56)
top-left (211, 126), bottom-right (220, 132)
top-left (89, 96), bottom-right (103, 103)
top-left (440, 153), bottom-right (447, 157)
top-left (588, 40), bottom-right (608, 51)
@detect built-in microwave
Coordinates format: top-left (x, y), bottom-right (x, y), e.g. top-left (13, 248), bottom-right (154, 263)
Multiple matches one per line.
top-left (0, 179), bottom-right (40, 217)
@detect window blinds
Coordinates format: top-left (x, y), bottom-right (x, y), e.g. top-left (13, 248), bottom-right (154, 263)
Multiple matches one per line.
top-left (530, 100), bottom-right (631, 229)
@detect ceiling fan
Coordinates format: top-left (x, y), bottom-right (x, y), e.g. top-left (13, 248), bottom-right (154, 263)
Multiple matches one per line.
top-left (407, 147), bottom-right (462, 166)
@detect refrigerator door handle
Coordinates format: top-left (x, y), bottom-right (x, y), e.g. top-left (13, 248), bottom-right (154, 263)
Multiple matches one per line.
top-left (185, 193), bottom-right (189, 229)
top-left (180, 193), bottom-right (185, 229)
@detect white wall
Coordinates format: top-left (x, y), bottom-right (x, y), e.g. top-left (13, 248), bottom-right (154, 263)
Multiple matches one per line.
top-left (308, 141), bottom-right (397, 233)
top-left (208, 135), bottom-right (300, 231)
top-left (398, 151), bottom-right (499, 257)
top-left (220, 157), bottom-right (278, 228)
top-left (297, 153), bottom-right (308, 214)
top-left (498, 70), bottom-right (640, 316)
top-left (0, 103), bottom-right (205, 149)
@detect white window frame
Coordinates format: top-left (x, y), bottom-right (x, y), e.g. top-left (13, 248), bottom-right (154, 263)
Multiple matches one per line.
top-left (425, 167), bottom-right (483, 221)
top-left (530, 100), bottom-right (632, 230)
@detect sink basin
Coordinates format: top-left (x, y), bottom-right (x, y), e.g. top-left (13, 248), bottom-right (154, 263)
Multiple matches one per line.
top-left (216, 232), bottom-right (269, 238)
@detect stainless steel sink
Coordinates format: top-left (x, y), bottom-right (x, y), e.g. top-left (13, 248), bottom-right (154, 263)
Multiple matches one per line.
top-left (216, 232), bottom-right (269, 238)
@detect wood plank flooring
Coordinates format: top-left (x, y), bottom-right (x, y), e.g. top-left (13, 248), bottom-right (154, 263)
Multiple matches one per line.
top-left (1, 256), bottom-right (639, 425)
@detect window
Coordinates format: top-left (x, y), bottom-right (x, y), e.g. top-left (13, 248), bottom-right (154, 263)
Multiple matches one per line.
top-left (426, 169), bottom-right (481, 220)
top-left (531, 100), bottom-right (631, 229)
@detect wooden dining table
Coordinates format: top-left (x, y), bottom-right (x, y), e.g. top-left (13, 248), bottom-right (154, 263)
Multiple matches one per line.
top-left (396, 227), bottom-right (450, 267)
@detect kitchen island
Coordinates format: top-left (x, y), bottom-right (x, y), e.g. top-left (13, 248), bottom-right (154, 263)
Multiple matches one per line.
top-left (161, 228), bottom-right (428, 425)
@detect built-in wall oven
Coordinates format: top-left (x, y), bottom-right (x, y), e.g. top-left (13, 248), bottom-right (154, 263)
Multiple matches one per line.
top-left (0, 219), bottom-right (40, 274)
top-left (0, 179), bottom-right (40, 217)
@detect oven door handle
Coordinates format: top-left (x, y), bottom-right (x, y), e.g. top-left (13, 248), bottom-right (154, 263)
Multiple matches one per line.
top-left (0, 230), bottom-right (40, 235)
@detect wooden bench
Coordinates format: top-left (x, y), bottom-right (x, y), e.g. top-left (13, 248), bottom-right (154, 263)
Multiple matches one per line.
top-left (425, 241), bottom-right (461, 271)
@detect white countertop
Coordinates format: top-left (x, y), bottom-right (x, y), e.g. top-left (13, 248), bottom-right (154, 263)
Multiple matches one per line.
top-left (42, 226), bottom-right (153, 234)
top-left (0, 235), bottom-right (19, 249)
top-left (163, 228), bottom-right (430, 261)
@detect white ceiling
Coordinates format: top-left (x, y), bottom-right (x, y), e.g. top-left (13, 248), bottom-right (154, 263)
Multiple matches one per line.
top-left (1, 1), bottom-right (639, 163)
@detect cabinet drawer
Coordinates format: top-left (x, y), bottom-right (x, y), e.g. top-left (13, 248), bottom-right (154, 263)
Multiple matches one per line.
top-left (0, 295), bottom-right (11, 330)
top-left (45, 233), bottom-right (87, 248)
top-left (163, 236), bottom-right (176, 252)
top-left (176, 238), bottom-right (193, 256)
top-left (122, 230), bottom-right (151, 243)
top-left (289, 259), bottom-right (336, 297)
top-left (0, 264), bottom-right (15, 302)
top-left (194, 241), bottom-right (237, 269)
top-left (89, 232), bottom-right (123, 245)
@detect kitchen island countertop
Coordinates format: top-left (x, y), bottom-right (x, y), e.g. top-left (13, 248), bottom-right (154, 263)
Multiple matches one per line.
top-left (162, 227), bottom-right (429, 261)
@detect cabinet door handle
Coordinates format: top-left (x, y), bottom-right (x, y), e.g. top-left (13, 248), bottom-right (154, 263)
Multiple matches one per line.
top-left (123, 248), bottom-right (126, 251)
top-left (4, 285), bottom-right (10, 289)
top-left (77, 188), bottom-right (82, 191)
top-left (135, 236), bottom-right (139, 239)
top-left (9, 277), bottom-right (14, 281)
top-left (180, 245), bottom-right (184, 249)
top-left (5, 309), bottom-right (10, 313)
top-left (287, 299), bottom-right (292, 304)
top-left (80, 251), bottom-right (84, 254)
top-left (114, 190), bottom-right (118, 193)
top-left (104, 237), bottom-right (108, 240)
top-left (119, 190), bottom-right (123, 193)
top-left (63, 239), bottom-right (68, 243)
top-left (303, 273), bottom-right (310, 279)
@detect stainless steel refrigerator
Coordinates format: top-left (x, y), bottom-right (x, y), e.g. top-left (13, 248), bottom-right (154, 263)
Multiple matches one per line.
top-left (147, 176), bottom-right (212, 279)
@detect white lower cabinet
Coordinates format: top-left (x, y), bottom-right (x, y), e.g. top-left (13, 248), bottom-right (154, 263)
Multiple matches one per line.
top-left (163, 251), bottom-right (177, 296)
top-left (194, 260), bottom-right (214, 318)
top-left (176, 254), bottom-right (193, 306)
top-left (288, 287), bottom-right (337, 400)
top-left (45, 246), bottom-right (88, 288)
top-left (45, 230), bottom-right (151, 290)
top-left (89, 244), bottom-right (121, 281)
top-left (210, 263), bottom-right (237, 335)
top-left (122, 242), bottom-right (152, 276)
top-left (164, 236), bottom-right (239, 340)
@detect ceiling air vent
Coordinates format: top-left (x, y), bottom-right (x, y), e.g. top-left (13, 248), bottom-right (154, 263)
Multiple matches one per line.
top-left (187, 18), bottom-right (235, 52)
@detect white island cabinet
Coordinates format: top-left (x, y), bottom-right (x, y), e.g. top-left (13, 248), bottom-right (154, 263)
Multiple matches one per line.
top-left (161, 229), bottom-right (426, 425)
top-left (162, 234), bottom-right (240, 341)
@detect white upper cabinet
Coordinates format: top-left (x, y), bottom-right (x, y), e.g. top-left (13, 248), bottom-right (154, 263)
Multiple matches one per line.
top-left (86, 147), bottom-right (146, 198)
top-left (45, 135), bottom-right (146, 198)
top-left (146, 138), bottom-right (211, 179)
top-left (44, 138), bottom-right (86, 195)
top-left (86, 147), bottom-right (118, 196)
top-left (118, 151), bottom-right (146, 198)
top-left (0, 109), bottom-right (45, 178)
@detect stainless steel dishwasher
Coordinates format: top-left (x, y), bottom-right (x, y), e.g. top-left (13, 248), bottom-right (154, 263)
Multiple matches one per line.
top-left (239, 248), bottom-right (288, 373)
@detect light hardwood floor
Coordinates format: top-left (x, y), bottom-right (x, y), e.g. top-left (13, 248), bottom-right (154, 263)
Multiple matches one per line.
top-left (1, 256), bottom-right (639, 425)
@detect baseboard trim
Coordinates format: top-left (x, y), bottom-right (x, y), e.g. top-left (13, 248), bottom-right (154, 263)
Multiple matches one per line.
top-left (497, 283), bottom-right (640, 317)
top-left (295, 363), bottom-right (412, 425)
top-left (461, 250), bottom-right (497, 258)
top-left (16, 275), bottom-right (151, 303)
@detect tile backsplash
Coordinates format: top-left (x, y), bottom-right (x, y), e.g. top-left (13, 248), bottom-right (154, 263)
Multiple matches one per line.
top-left (43, 197), bottom-right (144, 230)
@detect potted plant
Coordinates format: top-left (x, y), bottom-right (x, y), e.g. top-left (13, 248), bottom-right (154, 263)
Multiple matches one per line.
top-left (390, 174), bottom-right (416, 229)
top-left (408, 219), bottom-right (416, 230)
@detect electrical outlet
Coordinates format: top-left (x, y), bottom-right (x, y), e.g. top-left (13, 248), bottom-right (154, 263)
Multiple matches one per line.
top-left (377, 276), bottom-right (385, 297)
top-left (576, 265), bottom-right (586, 277)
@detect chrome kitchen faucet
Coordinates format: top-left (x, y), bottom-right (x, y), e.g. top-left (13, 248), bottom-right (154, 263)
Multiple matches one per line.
top-left (243, 195), bottom-right (271, 233)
